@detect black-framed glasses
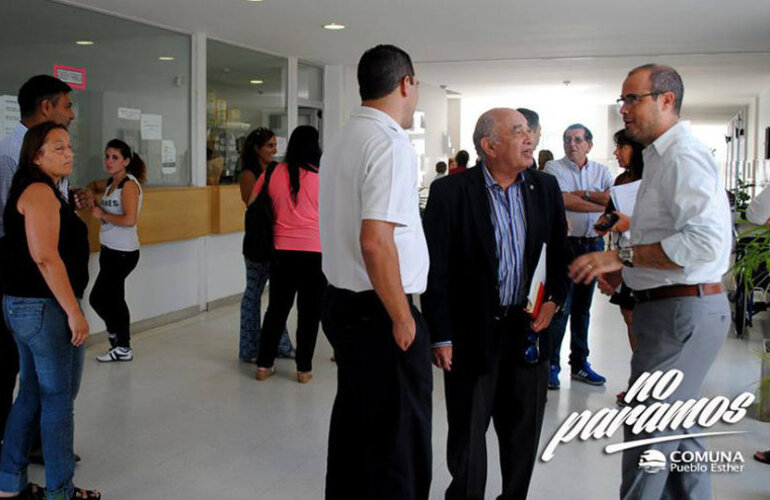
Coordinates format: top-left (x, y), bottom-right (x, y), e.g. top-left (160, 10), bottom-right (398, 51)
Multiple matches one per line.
top-left (523, 329), bottom-right (540, 365)
top-left (616, 92), bottom-right (663, 106)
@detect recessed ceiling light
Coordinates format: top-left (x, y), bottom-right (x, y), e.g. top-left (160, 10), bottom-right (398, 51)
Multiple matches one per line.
top-left (249, 79), bottom-right (264, 85)
top-left (75, 40), bottom-right (94, 46)
top-left (323, 22), bottom-right (345, 30)
top-left (246, 0), bottom-right (264, 2)
top-left (158, 56), bottom-right (175, 61)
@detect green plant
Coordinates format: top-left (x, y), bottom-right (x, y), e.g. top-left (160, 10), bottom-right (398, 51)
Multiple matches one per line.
top-left (731, 177), bottom-right (756, 213)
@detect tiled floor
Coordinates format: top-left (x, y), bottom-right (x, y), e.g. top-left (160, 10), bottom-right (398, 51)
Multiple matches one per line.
top-left (21, 293), bottom-right (770, 499)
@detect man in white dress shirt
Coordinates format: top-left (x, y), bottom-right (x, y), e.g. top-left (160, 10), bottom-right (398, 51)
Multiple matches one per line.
top-left (544, 124), bottom-right (613, 389)
top-left (571, 64), bottom-right (732, 500)
top-left (319, 44), bottom-right (431, 500)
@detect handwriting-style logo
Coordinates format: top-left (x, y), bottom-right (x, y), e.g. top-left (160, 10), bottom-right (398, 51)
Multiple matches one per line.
top-left (541, 369), bottom-right (754, 462)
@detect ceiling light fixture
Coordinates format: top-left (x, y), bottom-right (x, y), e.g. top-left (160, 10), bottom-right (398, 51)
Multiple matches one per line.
top-left (323, 22), bottom-right (345, 30)
top-left (250, 79), bottom-right (264, 85)
top-left (75, 40), bottom-right (94, 46)
top-left (158, 56), bottom-right (175, 61)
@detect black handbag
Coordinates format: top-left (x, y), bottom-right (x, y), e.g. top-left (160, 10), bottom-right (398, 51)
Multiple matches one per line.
top-left (242, 163), bottom-right (278, 261)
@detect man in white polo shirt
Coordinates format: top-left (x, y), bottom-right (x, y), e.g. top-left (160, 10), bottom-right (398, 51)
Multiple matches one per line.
top-left (319, 44), bottom-right (430, 500)
top-left (544, 124), bottom-right (613, 389)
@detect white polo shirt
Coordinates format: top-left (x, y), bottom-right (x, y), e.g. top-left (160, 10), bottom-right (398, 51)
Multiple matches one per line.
top-left (623, 121), bottom-right (732, 290)
top-left (319, 106), bottom-right (429, 294)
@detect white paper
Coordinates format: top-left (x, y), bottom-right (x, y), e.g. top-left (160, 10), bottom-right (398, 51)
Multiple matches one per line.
top-left (140, 114), bottom-right (162, 140)
top-left (161, 140), bottom-right (177, 174)
top-left (118, 107), bottom-right (141, 121)
top-left (610, 180), bottom-right (641, 218)
top-left (2, 96), bottom-right (20, 136)
top-left (524, 243), bottom-right (547, 316)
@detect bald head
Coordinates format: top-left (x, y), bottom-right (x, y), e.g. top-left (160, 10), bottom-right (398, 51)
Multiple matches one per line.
top-left (473, 108), bottom-right (533, 172)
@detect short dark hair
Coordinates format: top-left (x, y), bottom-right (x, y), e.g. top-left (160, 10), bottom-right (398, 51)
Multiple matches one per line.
top-left (357, 44), bottom-right (415, 101)
top-left (455, 150), bottom-right (470, 167)
top-left (629, 64), bottom-right (684, 115)
top-left (17, 75), bottom-right (72, 119)
top-left (563, 123), bottom-right (593, 142)
top-left (435, 161), bottom-right (447, 174)
top-left (517, 108), bottom-right (540, 130)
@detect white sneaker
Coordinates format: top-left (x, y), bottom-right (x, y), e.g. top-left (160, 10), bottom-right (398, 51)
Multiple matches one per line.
top-left (97, 347), bottom-right (133, 362)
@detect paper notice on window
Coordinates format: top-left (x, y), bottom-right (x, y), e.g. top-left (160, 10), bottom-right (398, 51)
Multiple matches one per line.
top-left (118, 107), bottom-right (141, 121)
top-left (2, 96), bottom-right (20, 136)
top-left (524, 243), bottom-right (547, 318)
top-left (161, 140), bottom-right (177, 175)
top-left (140, 114), bottom-right (162, 140)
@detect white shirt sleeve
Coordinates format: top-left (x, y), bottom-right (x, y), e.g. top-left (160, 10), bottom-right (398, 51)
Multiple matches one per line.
top-left (543, 161), bottom-right (567, 192)
top-left (602, 165), bottom-right (614, 190)
top-left (746, 184), bottom-right (770, 225)
top-left (0, 153), bottom-right (18, 220)
top-left (361, 139), bottom-right (415, 226)
top-left (658, 150), bottom-right (725, 267)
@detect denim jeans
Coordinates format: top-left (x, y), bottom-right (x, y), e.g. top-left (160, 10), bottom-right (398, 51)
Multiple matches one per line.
top-left (239, 257), bottom-right (293, 360)
top-left (0, 296), bottom-right (85, 499)
top-left (548, 237), bottom-right (605, 371)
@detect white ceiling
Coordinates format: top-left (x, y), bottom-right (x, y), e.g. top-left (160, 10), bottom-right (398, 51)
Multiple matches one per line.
top-left (56, 0), bottom-right (770, 107)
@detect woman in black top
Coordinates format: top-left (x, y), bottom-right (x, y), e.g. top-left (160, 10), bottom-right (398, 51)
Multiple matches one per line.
top-left (0, 122), bottom-right (99, 499)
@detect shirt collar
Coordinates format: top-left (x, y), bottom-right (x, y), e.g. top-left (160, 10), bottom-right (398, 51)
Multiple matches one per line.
top-left (350, 105), bottom-right (405, 134)
top-left (651, 120), bottom-right (690, 156)
top-left (560, 156), bottom-right (593, 170)
top-left (482, 162), bottom-right (525, 189)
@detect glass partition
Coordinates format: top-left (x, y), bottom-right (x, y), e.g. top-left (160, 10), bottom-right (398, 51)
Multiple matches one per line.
top-left (0, 0), bottom-right (192, 187)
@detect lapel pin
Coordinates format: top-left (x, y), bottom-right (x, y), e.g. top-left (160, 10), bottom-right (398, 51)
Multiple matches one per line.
top-left (529, 184), bottom-right (534, 190)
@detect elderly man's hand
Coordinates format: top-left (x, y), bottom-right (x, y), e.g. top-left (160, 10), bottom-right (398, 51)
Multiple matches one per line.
top-left (432, 346), bottom-right (452, 371)
top-left (597, 271), bottom-right (623, 295)
top-left (530, 301), bottom-right (557, 332)
top-left (570, 251), bottom-right (623, 285)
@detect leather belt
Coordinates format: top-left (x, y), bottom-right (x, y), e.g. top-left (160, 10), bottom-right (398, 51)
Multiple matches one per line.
top-left (568, 236), bottom-right (600, 245)
top-left (633, 283), bottom-right (723, 303)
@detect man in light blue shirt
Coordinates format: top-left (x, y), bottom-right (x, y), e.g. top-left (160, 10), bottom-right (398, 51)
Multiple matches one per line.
top-left (544, 124), bottom-right (613, 389)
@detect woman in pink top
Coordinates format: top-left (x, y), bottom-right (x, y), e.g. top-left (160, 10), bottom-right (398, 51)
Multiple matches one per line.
top-left (250, 126), bottom-right (326, 383)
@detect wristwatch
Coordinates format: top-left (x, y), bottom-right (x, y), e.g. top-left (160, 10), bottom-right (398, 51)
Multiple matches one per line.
top-left (618, 247), bottom-right (634, 267)
top-left (583, 191), bottom-right (591, 201)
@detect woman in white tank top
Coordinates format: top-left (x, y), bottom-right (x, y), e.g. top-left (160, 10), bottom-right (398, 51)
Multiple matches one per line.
top-left (86, 139), bottom-right (144, 362)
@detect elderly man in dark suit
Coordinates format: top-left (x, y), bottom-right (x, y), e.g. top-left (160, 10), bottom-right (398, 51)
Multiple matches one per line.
top-left (422, 107), bottom-right (569, 500)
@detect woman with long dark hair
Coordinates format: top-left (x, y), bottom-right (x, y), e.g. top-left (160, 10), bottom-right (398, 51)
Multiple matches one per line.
top-left (86, 139), bottom-right (145, 362)
top-left (252, 126), bottom-right (326, 383)
top-left (0, 122), bottom-right (99, 499)
top-left (238, 128), bottom-right (293, 363)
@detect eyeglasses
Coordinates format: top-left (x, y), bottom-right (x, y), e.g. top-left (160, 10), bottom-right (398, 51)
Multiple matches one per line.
top-left (523, 329), bottom-right (540, 365)
top-left (563, 136), bottom-right (586, 145)
top-left (616, 92), bottom-right (663, 106)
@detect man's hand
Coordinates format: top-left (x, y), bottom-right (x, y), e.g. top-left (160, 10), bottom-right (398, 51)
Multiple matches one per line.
top-left (597, 270), bottom-right (623, 295)
top-left (432, 346), bottom-right (452, 371)
top-left (530, 301), bottom-right (557, 332)
top-left (569, 251), bottom-right (623, 285)
top-left (393, 317), bottom-right (416, 351)
top-left (611, 211), bottom-right (631, 233)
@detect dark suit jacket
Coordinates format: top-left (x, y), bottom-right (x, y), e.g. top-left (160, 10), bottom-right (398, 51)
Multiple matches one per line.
top-left (421, 165), bottom-right (569, 375)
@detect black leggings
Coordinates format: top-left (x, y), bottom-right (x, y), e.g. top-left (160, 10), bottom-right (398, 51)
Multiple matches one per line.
top-left (257, 250), bottom-right (326, 373)
top-left (89, 246), bottom-right (140, 348)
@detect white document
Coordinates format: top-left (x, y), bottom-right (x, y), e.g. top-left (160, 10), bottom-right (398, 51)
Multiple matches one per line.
top-left (161, 140), bottom-right (177, 174)
top-left (610, 180), bottom-right (641, 217)
top-left (524, 243), bottom-right (547, 317)
top-left (118, 107), bottom-right (141, 121)
top-left (140, 114), bottom-right (162, 140)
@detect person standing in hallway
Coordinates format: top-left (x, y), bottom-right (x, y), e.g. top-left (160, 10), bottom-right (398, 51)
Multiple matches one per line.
top-left (319, 44), bottom-right (431, 500)
top-left (0, 75), bottom-right (77, 466)
top-left (570, 64), bottom-right (732, 500)
top-left (544, 123), bottom-right (613, 389)
top-left (422, 108), bottom-right (569, 500)
top-left (253, 125), bottom-right (326, 383)
top-left (238, 128), bottom-right (294, 363)
top-left (0, 122), bottom-right (99, 500)
top-left (516, 107), bottom-right (542, 169)
top-left (86, 139), bottom-right (145, 362)
top-left (449, 149), bottom-right (469, 175)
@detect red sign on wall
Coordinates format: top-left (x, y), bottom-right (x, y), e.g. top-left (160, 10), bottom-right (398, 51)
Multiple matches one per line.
top-left (53, 64), bottom-right (87, 90)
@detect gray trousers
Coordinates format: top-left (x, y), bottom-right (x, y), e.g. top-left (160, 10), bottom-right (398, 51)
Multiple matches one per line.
top-left (620, 293), bottom-right (729, 500)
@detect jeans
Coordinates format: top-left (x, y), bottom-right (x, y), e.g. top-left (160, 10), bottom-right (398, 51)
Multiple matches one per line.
top-left (89, 245), bottom-right (140, 348)
top-left (239, 257), bottom-right (293, 361)
top-left (0, 296), bottom-right (85, 499)
top-left (548, 237), bottom-right (604, 371)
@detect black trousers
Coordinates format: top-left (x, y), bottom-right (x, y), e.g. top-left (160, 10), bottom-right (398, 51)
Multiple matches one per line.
top-left (322, 285), bottom-right (432, 500)
top-left (89, 246), bottom-right (139, 348)
top-left (444, 310), bottom-right (548, 500)
top-left (257, 250), bottom-right (326, 372)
